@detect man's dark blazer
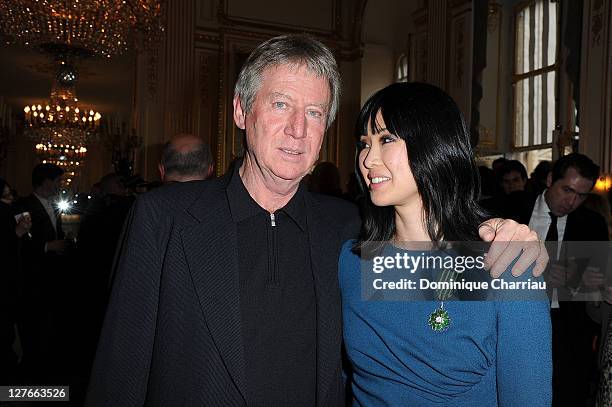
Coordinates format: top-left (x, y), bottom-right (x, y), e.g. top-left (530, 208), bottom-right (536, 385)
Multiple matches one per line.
top-left (509, 195), bottom-right (608, 407)
top-left (13, 194), bottom-right (66, 379)
top-left (85, 169), bottom-right (360, 406)
top-left (16, 194), bottom-right (63, 251)
top-left (14, 194), bottom-right (64, 299)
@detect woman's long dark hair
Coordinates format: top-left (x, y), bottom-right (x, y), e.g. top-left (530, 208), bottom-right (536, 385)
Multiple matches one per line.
top-left (353, 82), bottom-right (488, 252)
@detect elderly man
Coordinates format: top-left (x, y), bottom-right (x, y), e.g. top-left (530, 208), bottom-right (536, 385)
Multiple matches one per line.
top-left (86, 34), bottom-right (546, 406)
top-left (158, 133), bottom-right (214, 182)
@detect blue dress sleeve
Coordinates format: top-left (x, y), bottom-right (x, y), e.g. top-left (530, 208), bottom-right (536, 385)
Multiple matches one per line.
top-left (495, 272), bottom-right (552, 406)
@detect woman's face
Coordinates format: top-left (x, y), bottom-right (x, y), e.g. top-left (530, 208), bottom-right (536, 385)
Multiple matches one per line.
top-left (1, 184), bottom-right (13, 205)
top-left (358, 112), bottom-right (421, 209)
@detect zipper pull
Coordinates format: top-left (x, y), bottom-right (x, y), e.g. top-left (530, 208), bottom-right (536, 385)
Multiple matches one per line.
top-left (270, 213), bottom-right (276, 227)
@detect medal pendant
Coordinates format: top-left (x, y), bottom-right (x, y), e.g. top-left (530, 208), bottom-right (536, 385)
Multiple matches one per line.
top-left (428, 305), bottom-right (450, 332)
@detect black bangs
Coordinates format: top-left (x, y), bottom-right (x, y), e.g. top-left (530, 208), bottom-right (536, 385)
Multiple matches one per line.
top-left (356, 91), bottom-right (388, 138)
top-left (355, 85), bottom-right (415, 142)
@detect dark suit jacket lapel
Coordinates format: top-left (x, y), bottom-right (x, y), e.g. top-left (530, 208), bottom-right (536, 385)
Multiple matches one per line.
top-left (305, 194), bottom-right (343, 406)
top-left (29, 194), bottom-right (57, 240)
top-left (180, 177), bottom-right (247, 404)
top-left (564, 211), bottom-right (581, 241)
top-left (54, 206), bottom-right (63, 239)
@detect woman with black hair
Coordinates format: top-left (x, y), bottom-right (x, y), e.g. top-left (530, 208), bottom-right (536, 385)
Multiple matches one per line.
top-left (339, 83), bottom-right (551, 405)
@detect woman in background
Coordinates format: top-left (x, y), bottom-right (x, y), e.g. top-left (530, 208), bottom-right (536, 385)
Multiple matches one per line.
top-left (339, 82), bottom-right (552, 405)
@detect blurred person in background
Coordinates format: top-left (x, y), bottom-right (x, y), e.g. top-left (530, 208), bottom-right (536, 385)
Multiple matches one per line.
top-left (309, 161), bottom-right (343, 198)
top-left (14, 163), bottom-right (69, 383)
top-left (583, 193), bottom-right (612, 240)
top-left (0, 178), bottom-right (30, 383)
top-left (499, 160), bottom-right (528, 195)
top-left (75, 173), bottom-right (135, 376)
top-left (530, 160), bottom-right (552, 198)
top-left (505, 153), bottom-right (608, 406)
top-left (481, 160), bottom-right (532, 222)
top-left (159, 134), bottom-right (214, 183)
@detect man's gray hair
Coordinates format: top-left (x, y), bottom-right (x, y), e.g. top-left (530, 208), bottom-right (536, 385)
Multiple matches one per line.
top-left (234, 34), bottom-right (341, 129)
top-left (161, 141), bottom-right (213, 177)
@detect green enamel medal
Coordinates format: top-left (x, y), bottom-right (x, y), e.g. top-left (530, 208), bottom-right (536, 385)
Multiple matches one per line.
top-left (428, 302), bottom-right (451, 332)
top-left (429, 266), bottom-right (458, 332)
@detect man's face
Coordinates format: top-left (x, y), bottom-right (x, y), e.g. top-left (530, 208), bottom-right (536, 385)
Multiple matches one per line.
top-left (233, 64), bottom-right (330, 182)
top-left (42, 176), bottom-right (62, 198)
top-left (501, 170), bottom-right (526, 194)
top-left (544, 167), bottom-right (593, 217)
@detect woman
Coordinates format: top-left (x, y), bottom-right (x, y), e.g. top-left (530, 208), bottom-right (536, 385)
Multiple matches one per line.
top-left (339, 83), bottom-right (552, 405)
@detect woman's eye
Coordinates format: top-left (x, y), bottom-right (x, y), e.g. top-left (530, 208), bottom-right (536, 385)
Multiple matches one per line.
top-left (381, 135), bottom-right (396, 144)
top-left (357, 140), bottom-right (370, 149)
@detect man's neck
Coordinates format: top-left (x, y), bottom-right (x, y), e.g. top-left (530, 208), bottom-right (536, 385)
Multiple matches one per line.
top-left (239, 155), bottom-right (300, 213)
top-left (33, 188), bottom-right (50, 200)
top-left (164, 174), bottom-right (206, 183)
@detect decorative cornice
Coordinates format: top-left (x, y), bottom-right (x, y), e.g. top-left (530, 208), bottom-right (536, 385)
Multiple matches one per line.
top-left (448, 0), bottom-right (471, 8)
top-left (195, 32), bottom-right (219, 44)
top-left (216, 0), bottom-right (339, 39)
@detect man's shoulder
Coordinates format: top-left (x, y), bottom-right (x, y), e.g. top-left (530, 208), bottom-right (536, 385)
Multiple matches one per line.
top-left (133, 177), bottom-right (228, 224)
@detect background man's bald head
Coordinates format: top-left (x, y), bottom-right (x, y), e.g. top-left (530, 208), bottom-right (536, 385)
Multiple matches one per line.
top-left (169, 134), bottom-right (204, 153)
top-left (159, 134), bottom-right (214, 182)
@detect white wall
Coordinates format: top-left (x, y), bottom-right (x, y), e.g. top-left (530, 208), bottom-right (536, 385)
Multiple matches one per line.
top-left (360, 0), bottom-right (420, 105)
top-left (360, 44), bottom-right (394, 105)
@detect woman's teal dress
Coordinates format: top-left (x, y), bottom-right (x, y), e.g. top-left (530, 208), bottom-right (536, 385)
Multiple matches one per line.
top-left (339, 240), bottom-right (552, 406)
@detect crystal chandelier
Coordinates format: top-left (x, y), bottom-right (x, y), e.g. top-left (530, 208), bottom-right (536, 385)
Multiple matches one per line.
top-left (24, 62), bottom-right (101, 187)
top-left (0, 0), bottom-right (163, 58)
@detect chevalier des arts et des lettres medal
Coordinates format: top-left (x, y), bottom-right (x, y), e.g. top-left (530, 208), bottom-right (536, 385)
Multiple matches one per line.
top-left (427, 268), bottom-right (458, 332)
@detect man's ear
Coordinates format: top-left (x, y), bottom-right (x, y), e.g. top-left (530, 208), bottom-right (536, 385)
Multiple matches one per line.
top-left (233, 96), bottom-right (246, 130)
top-left (546, 172), bottom-right (552, 188)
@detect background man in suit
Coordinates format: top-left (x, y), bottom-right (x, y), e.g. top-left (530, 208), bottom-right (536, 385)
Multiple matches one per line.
top-left (0, 178), bottom-right (31, 383)
top-left (86, 34), bottom-right (549, 406)
top-left (15, 163), bottom-right (70, 382)
top-left (516, 153), bottom-right (608, 406)
top-left (158, 133), bottom-right (214, 183)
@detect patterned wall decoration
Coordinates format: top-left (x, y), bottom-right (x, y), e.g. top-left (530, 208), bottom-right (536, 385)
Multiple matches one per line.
top-left (447, 3), bottom-right (473, 128)
top-left (591, 0), bottom-right (605, 46)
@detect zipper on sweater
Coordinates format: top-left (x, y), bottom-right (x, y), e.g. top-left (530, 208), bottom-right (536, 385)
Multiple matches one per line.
top-left (267, 212), bottom-right (278, 286)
